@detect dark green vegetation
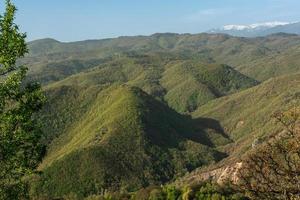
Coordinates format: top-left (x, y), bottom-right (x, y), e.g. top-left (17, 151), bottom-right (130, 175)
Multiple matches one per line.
top-left (39, 182), bottom-right (247, 200)
top-left (32, 85), bottom-right (228, 199)
top-left (10, 18), bottom-right (300, 200)
top-left (21, 32), bottom-right (300, 199)
top-left (166, 74), bottom-right (300, 190)
top-left (134, 182), bottom-right (247, 200)
top-left (0, 1), bottom-right (45, 199)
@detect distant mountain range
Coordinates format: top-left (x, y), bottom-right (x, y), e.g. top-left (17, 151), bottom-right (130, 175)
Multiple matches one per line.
top-left (208, 21), bottom-right (300, 37)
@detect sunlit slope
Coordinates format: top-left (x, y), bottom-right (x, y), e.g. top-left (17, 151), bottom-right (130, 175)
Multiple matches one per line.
top-left (193, 73), bottom-right (300, 156)
top-left (36, 56), bottom-right (257, 114)
top-left (171, 74), bottom-right (300, 188)
top-left (33, 85), bottom-right (226, 198)
top-left (161, 61), bottom-right (257, 113)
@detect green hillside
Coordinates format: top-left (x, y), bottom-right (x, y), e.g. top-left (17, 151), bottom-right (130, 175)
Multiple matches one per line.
top-left (31, 55), bottom-right (257, 114)
top-left (3, 0), bottom-right (300, 198)
top-left (32, 85), bottom-right (227, 199)
top-left (161, 61), bottom-right (257, 112)
top-left (172, 73), bottom-right (300, 189)
top-left (23, 33), bottom-right (300, 199)
top-left (193, 73), bottom-right (300, 157)
top-left (24, 33), bottom-right (300, 82)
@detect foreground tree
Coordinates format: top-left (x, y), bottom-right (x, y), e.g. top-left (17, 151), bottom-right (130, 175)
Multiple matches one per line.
top-left (0, 0), bottom-right (45, 199)
top-left (237, 106), bottom-right (300, 199)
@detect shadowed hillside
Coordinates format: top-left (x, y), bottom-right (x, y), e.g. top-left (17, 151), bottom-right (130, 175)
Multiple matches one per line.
top-left (24, 34), bottom-right (300, 199)
top-left (193, 73), bottom-right (300, 151)
top-left (3, 0), bottom-right (300, 198)
top-left (32, 85), bottom-right (228, 198)
top-left (173, 73), bottom-right (300, 189)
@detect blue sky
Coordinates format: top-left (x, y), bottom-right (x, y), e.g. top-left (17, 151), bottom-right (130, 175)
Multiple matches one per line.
top-left (1, 0), bottom-right (300, 42)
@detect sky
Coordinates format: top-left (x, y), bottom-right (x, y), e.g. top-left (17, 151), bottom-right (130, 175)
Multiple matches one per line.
top-left (1, 0), bottom-right (300, 42)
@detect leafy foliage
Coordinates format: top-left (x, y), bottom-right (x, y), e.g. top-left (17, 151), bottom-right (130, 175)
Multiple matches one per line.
top-left (0, 0), bottom-right (27, 75)
top-left (237, 107), bottom-right (300, 199)
top-left (132, 182), bottom-right (247, 200)
top-left (0, 1), bottom-right (45, 199)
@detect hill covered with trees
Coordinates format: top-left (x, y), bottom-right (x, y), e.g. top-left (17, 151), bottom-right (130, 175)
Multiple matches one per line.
top-left (1, 1), bottom-right (300, 198)
top-left (23, 34), bottom-right (300, 199)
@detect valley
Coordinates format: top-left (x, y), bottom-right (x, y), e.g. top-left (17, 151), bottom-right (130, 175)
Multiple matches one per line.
top-left (1, 0), bottom-right (300, 199)
top-left (22, 33), bottom-right (300, 199)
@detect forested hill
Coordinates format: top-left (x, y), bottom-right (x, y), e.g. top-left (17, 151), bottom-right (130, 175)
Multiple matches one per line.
top-left (25, 33), bottom-right (300, 82)
top-left (23, 33), bottom-right (300, 199)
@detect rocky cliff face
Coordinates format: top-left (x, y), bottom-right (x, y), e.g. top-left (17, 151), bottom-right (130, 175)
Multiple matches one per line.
top-left (174, 161), bottom-right (243, 187)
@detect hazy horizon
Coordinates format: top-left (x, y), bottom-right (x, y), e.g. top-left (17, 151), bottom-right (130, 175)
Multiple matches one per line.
top-left (1, 0), bottom-right (300, 42)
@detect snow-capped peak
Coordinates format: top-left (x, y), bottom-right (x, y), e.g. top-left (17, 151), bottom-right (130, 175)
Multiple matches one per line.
top-left (222, 21), bottom-right (291, 31)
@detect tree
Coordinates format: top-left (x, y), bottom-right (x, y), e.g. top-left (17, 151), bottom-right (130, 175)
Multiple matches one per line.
top-left (0, 0), bottom-right (45, 199)
top-left (237, 106), bottom-right (300, 199)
